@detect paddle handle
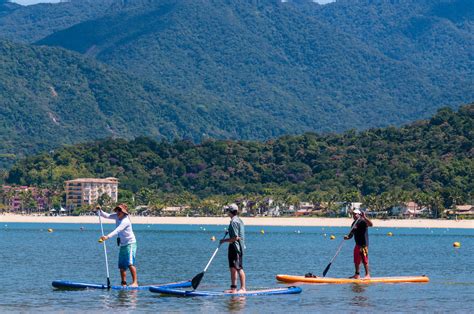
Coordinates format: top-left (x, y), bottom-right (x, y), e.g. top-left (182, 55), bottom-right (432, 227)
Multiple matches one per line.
top-left (328, 239), bottom-right (345, 265)
top-left (203, 231), bottom-right (228, 273)
top-left (98, 211), bottom-right (111, 288)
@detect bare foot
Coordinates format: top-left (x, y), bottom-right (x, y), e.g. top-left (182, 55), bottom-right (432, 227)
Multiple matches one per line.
top-left (224, 289), bottom-right (237, 293)
top-left (349, 274), bottom-right (360, 279)
top-left (237, 288), bottom-right (246, 293)
top-left (130, 282), bottom-right (139, 287)
top-left (363, 275), bottom-right (371, 279)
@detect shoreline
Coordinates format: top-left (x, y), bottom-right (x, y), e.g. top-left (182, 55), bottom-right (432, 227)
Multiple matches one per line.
top-left (0, 214), bottom-right (472, 229)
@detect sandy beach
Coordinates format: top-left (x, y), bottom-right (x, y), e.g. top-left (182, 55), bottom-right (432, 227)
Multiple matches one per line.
top-left (0, 214), bottom-right (472, 228)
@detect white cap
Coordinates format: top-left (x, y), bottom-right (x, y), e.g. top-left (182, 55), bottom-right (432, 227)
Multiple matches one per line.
top-left (226, 203), bottom-right (238, 211)
top-left (353, 209), bottom-right (362, 215)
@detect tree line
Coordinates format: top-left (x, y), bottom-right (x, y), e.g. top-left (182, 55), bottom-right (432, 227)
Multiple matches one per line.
top-left (4, 105), bottom-right (473, 216)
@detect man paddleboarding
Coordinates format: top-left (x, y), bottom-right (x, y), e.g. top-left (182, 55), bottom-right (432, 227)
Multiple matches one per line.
top-left (98, 204), bottom-right (138, 287)
top-left (220, 203), bottom-right (246, 293)
top-left (344, 209), bottom-right (373, 279)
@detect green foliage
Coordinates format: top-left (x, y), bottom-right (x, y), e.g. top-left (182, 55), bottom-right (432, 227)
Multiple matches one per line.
top-left (7, 105), bottom-right (473, 209)
top-left (0, 0), bottom-right (473, 166)
top-left (35, 0), bottom-right (474, 138)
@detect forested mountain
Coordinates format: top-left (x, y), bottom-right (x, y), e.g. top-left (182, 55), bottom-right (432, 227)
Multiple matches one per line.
top-left (0, 0), bottom-right (116, 43)
top-left (7, 105), bottom-right (473, 209)
top-left (0, 40), bottom-right (268, 165)
top-left (0, 0), bottom-right (472, 169)
top-left (36, 0), bottom-right (473, 134)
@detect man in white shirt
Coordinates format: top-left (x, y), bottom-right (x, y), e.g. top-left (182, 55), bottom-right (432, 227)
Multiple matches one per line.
top-left (99, 204), bottom-right (138, 287)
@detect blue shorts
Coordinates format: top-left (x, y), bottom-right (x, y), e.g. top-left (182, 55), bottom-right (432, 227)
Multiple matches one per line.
top-left (118, 243), bottom-right (137, 269)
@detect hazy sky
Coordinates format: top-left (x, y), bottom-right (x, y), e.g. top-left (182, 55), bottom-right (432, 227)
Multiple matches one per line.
top-left (12, 0), bottom-right (336, 5)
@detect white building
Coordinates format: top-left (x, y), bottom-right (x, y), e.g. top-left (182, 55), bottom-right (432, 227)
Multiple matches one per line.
top-left (65, 177), bottom-right (118, 208)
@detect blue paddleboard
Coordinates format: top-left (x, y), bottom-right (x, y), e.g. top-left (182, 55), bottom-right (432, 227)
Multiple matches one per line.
top-left (149, 286), bottom-right (302, 296)
top-left (52, 280), bottom-right (191, 290)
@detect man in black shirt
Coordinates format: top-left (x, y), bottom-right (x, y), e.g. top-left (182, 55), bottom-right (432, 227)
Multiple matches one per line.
top-left (344, 209), bottom-right (373, 279)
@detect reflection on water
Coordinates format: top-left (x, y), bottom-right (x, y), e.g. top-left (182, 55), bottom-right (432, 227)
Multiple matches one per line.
top-left (350, 284), bottom-right (371, 308)
top-left (117, 290), bottom-right (138, 309)
top-left (226, 296), bottom-right (247, 312)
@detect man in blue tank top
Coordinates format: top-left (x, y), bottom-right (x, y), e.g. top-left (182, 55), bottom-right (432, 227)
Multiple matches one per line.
top-left (220, 203), bottom-right (246, 293)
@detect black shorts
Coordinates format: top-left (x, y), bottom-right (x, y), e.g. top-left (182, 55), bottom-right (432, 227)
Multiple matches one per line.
top-left (228, 244), bottom-right (243, 270)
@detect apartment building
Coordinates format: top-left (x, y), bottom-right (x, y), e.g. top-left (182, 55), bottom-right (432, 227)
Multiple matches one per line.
top-left (65, 177), bottom-right (118, 208)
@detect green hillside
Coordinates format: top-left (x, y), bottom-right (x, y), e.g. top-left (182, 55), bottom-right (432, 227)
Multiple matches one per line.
top-left (0, 40), bottom-right (257, 166)
top-left (7, 104), bottom-right (473, 210)
top-left (37, 0), bottom-right (474, 133)
top-left (0, 0), bottom-right (116, 43)
top-left (1, 39), bottom-right (316, 167)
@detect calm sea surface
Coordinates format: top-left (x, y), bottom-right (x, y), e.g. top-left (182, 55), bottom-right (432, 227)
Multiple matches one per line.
top-left (0, 222), bottom-right (472, 312)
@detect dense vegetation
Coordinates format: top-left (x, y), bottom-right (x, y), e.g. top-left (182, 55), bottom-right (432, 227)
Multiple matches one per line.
top-left (37, 0), bottom-right (473, 134)
top-left (0, 0), bottom-right (116, 43)
top-left (7, 105), bottom-right (473, 214)
top-left (0, 40), bottom-right (261, 167)
top-left (0, 0), bottom-right (472, 163)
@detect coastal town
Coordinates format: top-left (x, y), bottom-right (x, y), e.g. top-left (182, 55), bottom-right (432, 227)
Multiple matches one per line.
top-left (1, 177), bottom-right (472, 219)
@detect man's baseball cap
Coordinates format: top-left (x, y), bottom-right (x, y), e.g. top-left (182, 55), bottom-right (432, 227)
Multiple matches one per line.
top-left (225, 203), bottom-right (238, 212)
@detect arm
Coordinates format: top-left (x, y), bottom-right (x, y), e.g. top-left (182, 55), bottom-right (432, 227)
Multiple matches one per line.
top-left (98, 209), bottom-right (116, 219)
top-left (220, 236), bottom-right (240, 244)
top-left (361, 212), bottom-right (373, 227)
top-left (101, 218), bottom-right (128, 240)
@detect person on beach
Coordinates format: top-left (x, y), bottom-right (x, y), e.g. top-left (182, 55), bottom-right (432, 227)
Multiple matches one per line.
top-left (220, 203), bottom-right (246, 293)
top-left (344, 208), bottom-right (373, 279)
top-left (98, 204), bottom-right (138, 287)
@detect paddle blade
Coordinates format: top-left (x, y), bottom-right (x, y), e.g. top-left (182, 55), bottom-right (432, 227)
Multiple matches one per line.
top-left (322, 263), bottom-right (332, 277)
top-left (191, 272), bottom-right (205, 290)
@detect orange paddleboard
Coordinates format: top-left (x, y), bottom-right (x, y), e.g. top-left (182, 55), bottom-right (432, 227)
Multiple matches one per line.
top-left (276, 274), bottom-right (429, 284)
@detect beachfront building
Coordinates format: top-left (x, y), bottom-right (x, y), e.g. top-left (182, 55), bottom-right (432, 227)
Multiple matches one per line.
top-left (161, 206), bottom-right (190, 216)
top-left (390, 201), bottom-right (429, 217)
top-left (446, 205), bottom-right (474, 218)
top-left (1, 185), bottom-right (50, 213)
top-left (65, 177), bottom-right (118, 209)
top-left (339, 202), bottom-right (363, 216)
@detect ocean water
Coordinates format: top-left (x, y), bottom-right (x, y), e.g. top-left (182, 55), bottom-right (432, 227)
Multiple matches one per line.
top-left (0, 222), bottom-right (472, 312)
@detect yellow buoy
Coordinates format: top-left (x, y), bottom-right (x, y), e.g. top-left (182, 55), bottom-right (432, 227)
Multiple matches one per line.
top-left (387, 232), bottom-right (393, 236)
top-left (98, 238), bottom-right (103, 243)
top-left (260, 229), bottom-right (265, 234)
top-left (47, 228), bottom-right (53, 233)
top-left (453, 242), bottom-right (461, 248)
top-left (211, 236), bottom-right (216, 241)
top-left (330, 235), bottom-right (335, 240)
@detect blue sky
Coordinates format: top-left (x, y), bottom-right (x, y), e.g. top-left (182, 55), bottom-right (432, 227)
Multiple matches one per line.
top-left (12, 0), bottom-right (336, 5)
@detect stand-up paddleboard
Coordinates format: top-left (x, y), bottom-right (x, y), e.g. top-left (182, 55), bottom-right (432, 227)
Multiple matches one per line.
top-left (52, 280), bottom-right (192, 290)
top-left (276, 274), bottom-right (429, 284)
top-left (149, 286), bottom-right (302, 297)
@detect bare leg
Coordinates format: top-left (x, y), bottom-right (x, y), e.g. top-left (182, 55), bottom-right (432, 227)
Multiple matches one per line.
top-left (350, 263), bottom-right (360, 279)
top-left (225, 268), bottom-right (238, 293)
top-left (363, 263), bottom-right (370, 279)
top-left (237, 269), bottom-right (246, 292)
top-left (129, 265), bottom-right (138, 286)
top-left (120, 269), bottom-right (127, 286)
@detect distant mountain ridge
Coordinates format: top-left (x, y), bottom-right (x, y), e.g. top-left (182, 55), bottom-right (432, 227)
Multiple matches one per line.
top-left (36, 0), bottom-right (474, 131)
top-left (0, 0), bottom-right (472, 164)
top-left (1, 39), bottom-right (307, 167)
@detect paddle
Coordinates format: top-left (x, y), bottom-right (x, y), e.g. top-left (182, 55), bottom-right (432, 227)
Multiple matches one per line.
top-left (97, 207), bottom-right (111, 289)
top-left (322, 218), bottom-right (360, 277)
top-left (191, 231), bottom-right (228, 290)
